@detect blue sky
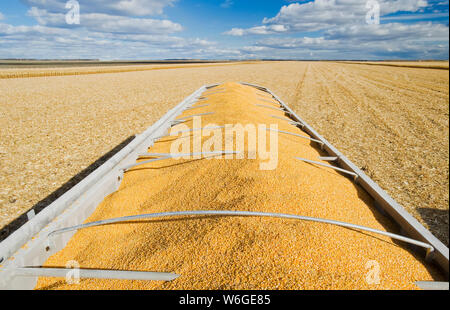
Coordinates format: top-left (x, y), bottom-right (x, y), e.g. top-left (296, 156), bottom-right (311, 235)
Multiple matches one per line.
top-left (0, 0), bottom-right (448, 60)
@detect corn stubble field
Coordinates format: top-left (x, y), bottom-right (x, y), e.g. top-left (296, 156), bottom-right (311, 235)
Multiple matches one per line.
top-left (0, 61), bottom-right (448, 248)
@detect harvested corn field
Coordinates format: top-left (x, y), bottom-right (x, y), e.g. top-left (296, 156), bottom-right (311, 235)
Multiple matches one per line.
top-left (0, 61), bottom-right (448, 248)
top-left (0, 62), bottom-right (257, 79)
top-left (33, 82), bottom-right (443, 290)
top-left (340, 61), bottom-right (449, 70)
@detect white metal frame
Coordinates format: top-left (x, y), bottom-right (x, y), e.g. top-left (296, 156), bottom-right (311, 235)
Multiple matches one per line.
top-left (12, 268), bottom-right (179, 282)
top-left (295, 157), bottom-right (358, 179)
top-left (47, 210), bottom-right (435, 255)
top-left (266, 128), bottom-right (324, 145)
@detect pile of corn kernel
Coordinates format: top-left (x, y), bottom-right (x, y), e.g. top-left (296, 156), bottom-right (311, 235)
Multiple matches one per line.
top-left (35, 82), bottom-right (441, 290)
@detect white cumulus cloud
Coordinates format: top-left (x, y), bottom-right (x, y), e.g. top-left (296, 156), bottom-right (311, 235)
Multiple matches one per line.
top-left (0, 0), bottom-right (221, 59)
top-left (22, 0), bottom-right (177, 16)
top-left (240, 21), bottom-right (448, 59)
top-left (224, 24), bottom-right (288, 36)
top-left (27, 7), bottom-right (183, 34)
top-left (225, 0), bottom-right (431, 35)
top-left (0, 21), bottom-right (217, 59)
top-left (221, 0), bottom-right (447, 60)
